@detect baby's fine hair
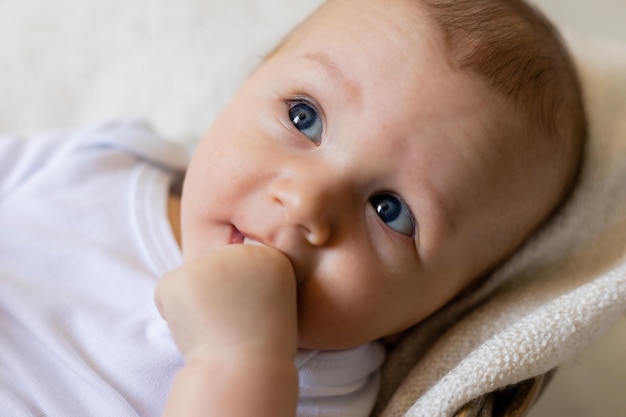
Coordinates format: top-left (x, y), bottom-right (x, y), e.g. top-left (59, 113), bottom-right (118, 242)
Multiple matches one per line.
top-left (421, 0), bottom-right (587, 200)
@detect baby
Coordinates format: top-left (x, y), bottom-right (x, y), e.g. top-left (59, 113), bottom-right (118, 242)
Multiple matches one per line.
top-left (157, 0), bottom-right (586, 415)
top-left (0, 0), bottom-right (585, 416)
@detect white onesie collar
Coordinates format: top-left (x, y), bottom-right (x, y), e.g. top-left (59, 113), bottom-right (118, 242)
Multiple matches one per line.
top-left (132, 163), bottom-right (183, 277)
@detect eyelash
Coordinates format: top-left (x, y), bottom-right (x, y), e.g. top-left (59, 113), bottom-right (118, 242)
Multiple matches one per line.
top-left (289, 95), bottom-right (321, 112)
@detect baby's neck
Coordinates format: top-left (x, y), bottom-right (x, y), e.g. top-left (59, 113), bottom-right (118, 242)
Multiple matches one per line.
top-left (168, 190), bottom-right (182, 249)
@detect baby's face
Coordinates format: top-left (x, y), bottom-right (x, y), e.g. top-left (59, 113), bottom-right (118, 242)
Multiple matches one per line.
top-left (182, 0), bottom-right (523, 350)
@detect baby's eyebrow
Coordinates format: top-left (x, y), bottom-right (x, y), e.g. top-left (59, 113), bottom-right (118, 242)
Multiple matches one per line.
top-left (301, 52), bottom-right (362, 105)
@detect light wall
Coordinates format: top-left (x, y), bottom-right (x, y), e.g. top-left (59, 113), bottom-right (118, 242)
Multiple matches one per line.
top-left (528, 0), bottom-right (626, 41)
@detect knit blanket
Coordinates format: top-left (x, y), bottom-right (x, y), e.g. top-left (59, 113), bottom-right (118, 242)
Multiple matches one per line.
top-left (1, 2), bottom-right (624, 416)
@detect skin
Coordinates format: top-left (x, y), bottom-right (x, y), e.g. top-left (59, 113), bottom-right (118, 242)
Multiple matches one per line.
top-left (156, 0), bottom-right (555, 415)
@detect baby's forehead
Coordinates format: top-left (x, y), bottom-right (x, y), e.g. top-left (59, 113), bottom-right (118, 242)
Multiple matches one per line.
top-left (278, 0), bottom-right (440, 62)
top-left (273, 0), bottom-right (524, 166)
top-left (280, 3), bottom-right (465, 91)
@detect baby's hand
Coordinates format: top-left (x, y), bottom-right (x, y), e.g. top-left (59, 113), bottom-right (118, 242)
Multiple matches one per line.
top-left (156, 244), bottom-right (300, 417)
top-left (155, 244), bottom-right (298, 360)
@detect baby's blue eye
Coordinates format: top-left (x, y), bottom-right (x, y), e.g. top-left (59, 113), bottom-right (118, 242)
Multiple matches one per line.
top-left (289, 101), bottom-right (323, 145)
top-left (370, 194), bottom-right (415, 237)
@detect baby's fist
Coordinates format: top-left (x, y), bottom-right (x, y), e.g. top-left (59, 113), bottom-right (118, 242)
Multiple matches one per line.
top-left (155, 244), bottom-right (297, 360)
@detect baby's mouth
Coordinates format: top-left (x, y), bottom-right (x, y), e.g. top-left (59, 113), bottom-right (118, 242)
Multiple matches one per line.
top-left (230, 225), bottom-right (265, 246)
top-left (230, 226), bottom-right (245, 244)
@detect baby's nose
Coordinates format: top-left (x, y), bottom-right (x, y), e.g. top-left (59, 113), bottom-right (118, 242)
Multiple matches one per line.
top-left (268, 171), bottom-right (342, 246)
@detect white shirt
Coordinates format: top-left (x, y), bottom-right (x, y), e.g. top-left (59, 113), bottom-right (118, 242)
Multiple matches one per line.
top-left (0, 121), bottom-right (385, 417)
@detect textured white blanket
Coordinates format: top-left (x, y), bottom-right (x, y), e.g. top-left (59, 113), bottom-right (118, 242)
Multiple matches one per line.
top-left (1, 1), bottom-right (625, 416)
